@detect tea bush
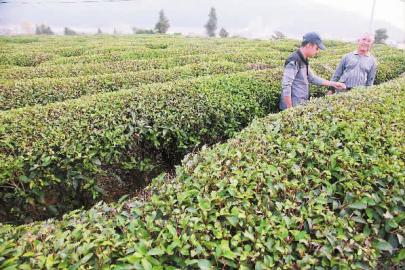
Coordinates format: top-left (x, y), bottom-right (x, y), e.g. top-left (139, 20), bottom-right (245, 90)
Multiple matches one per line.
top-left (0, 75), bottom-right (403, 269)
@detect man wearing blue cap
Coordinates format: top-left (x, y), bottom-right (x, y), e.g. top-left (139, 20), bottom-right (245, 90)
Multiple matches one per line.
top-left (279, 32), bottom-right (346, 110)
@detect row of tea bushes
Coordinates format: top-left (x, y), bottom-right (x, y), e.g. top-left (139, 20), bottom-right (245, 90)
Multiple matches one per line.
top-left (0, 54), bottom-right (224, 80)
top-left (0, 69), bottom-right (283, 223)
top-left (0, 35), bottom-right (264, 56)
top-left (0, 35), bottom-right (356, 69)
top-left (374, 54), bottom-right (405, 84)
top-left (0, 39), bottom-right (357, 79)
top-left (0, 51), bottom-right (287, 80)
top-left (0, 44), bottom-right (226, 67)
top-left (0, 35), bottom-right (295, 56)
top-left (0, 61), bottom-right (248, 110)
top-left (2, 49), bottom-right (404, 111)
top-left (0, 43), bottom-right (266, 68)
top-left (0, 74), bottom-right (403, 269)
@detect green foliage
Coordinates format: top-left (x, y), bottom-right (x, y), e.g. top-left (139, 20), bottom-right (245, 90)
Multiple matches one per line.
top-left (0, 52), bottom-right (54, 67)
top-left (0, 76), bottom-right (403, 268)
top-left (0, 37), bottom-right (404, 270)
top-left (0, 50), bottom-right (286, 80)
top-left (0, 39), bottom-right (403, 110)
top-left (0, 68), bottom-right (282, 222)
top-left (0, 61), bottom-right (247, 110)
top-left (374, 54), bottom-right (405, 84)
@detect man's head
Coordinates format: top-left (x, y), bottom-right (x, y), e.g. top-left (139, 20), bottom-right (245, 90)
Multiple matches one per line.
top-left (357, 33), bottom-right (374, 54)
top-left (301, 32), bottom-right (325, 58)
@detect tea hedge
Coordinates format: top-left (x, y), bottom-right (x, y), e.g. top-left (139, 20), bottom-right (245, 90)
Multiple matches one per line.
top-left (0, 51), bottom-right (286, 80)
top-left (0, 74), bottom-right (403, 269)
top-left (0, 36), bottom-right (264, 59)
top-left (0, 69), bottom-right (283, 222)
top-left (0, 55), bottom-right (208, 80)
top-left (1, 37), bottom-right (403, 112)
top-left (43, 46), bottom-right (265, 66)
top-left (0, 40), bottom-right (352, 78)
top-left (0, 61), bottom-right (248, 110)
top-left (0, 36), bottom-right (292, 64)
top-left (0, 36), bottom-right (356, 69)
top-left (0, 45), bottom-right (224, 67)
top-left (2, 50), bottom-right (404, 111)
top-left (374, 54), bottom-right (405, 84)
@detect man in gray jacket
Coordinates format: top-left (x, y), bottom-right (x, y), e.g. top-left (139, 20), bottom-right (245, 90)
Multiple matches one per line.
top-left (327, 33), bottom-right (377, 95)
top-left (279, 32), bottom-right (346, 110)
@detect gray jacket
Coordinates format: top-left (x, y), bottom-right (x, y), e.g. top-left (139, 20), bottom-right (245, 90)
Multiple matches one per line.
top-left (279, 50), bottom-right (324, 110)
top-left (331, 51), bottom-right (377, 88)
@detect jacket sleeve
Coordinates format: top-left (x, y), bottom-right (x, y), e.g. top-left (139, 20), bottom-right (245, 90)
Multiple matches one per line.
top-left (331, 56), bottom-right (347, 82)
top-left (281, 61), bottom-right (299, 97)
top-left (308, 66), bottom-right (325, 86)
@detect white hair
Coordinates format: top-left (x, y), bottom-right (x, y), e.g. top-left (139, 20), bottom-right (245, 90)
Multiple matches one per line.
top-left (359, 32), bottom-right (375, 43)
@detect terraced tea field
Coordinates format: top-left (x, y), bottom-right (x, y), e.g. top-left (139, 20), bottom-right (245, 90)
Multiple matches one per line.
top-left (0, 35), bottom-right (404, 269)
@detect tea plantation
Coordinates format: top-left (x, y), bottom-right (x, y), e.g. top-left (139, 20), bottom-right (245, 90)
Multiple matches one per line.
top-left (0, 35), bottom-right (404, 269)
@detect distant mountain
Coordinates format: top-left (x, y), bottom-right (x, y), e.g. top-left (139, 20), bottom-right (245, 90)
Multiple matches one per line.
top-left (0, 0), bottom-right (403, 41)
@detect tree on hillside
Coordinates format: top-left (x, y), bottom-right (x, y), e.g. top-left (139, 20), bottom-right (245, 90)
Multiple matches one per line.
top-left (204, 7), bottom-right (217, 37)
top-left (35, 24), bottom-right (54, 35)
top-left (64, 27), bottom-right (77, 35)
top-left (97, 28), bottom-right (103, 35)
top-left (272, 31), bottom-right (286, 40)
top-left (219, 27), bottom-right (229, 38)
top-left (155, 9), bottom-right (170, 34)
top-left (375, 28), bottom-right (388, 44)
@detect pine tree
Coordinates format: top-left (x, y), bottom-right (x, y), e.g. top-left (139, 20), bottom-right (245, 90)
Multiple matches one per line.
top-left (155, 9), bottom-right (170, 34)
top-left (204, 7), bottom-right (217, 37)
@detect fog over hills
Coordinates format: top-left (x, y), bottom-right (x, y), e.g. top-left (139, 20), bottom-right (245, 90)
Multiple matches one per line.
top-left (0, 0), bottom-right (404, 42)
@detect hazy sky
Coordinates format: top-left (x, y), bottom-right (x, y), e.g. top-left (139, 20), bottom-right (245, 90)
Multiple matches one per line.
top-left (313, 0), bottom-right (404, 29)
top-left (0, 0), bottom-right (404, 41)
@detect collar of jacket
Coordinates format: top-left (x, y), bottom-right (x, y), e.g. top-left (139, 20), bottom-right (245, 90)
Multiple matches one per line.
top-left (296, 49), bottom-right (309, 65)
top-left (353, 50), bottom-right (371, 57)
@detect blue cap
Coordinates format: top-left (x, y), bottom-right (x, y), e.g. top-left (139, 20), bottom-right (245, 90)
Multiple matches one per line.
top-left (303, 32), bottom-right (326, 50)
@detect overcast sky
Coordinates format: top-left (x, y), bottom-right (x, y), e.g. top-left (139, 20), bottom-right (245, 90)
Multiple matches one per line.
top-left (0, 0), bottom-right (404, 41)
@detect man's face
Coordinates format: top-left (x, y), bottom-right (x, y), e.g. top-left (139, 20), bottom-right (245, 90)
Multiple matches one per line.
top-left (307, 43), bottom-right (320, 58)
top-left (358, 36), bottom-right (373, 52)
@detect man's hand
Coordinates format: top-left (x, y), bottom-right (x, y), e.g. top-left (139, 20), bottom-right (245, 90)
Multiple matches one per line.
top-left (283, 96), bottom-right (292, 109)
top-left (322, 80), bottom-right (346, 91)
top-left (330, 81), bottom-right (346, 90)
